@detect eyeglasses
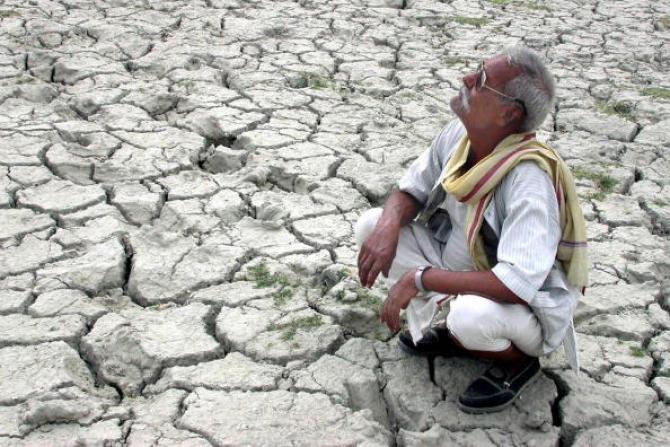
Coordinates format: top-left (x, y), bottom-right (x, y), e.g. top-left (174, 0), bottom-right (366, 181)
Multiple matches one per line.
top-left (475, 61), bottom-right (527, 115)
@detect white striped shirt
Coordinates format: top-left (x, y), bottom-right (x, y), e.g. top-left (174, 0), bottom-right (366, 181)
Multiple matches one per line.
top-left (399, 120), bottom-right (580, 370)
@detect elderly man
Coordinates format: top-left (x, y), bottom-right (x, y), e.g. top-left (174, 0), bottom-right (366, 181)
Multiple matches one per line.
top-left (355, 46), bottom-right (587, 414)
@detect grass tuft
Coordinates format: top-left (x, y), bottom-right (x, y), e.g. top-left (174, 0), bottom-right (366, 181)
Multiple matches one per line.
top-left (269, 314), bottom-right (324, 342)
top-left (450, 16), bottom-right (490, 27)
top-left (0, 10), bottom-right (19, 18)
top-left (247, 262), bottom-right (297, 305)
top-left (629, 346), bottom-right (646, 357)
top-left (597, 100), bottom-right (636, 121)
top-left (356, 288), bottom-right (383, 315)
top-left (523, 1), bottom-right (551, 11)
top-left (263, 26), bottom-right (290, 38)
top-left (655, 16), bottom-right (670, 30)
top-left (641, 87), bottom-right (670, 99)
top-left (573, 167), bottom-right (619, 201)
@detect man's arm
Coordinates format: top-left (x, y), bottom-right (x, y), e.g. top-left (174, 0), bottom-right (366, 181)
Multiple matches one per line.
top-left (357, 190), bottom-right (421, 288)
top-left (380, 267), bottom-right (524, 332)
top-left (422, 269), bottom-right (526, 305)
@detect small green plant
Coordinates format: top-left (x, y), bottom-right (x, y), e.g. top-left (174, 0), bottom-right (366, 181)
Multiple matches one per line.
top-left (486, 0), bottom-right (512, 5)
top-left (523, 1), bottom-right (551, 11)
top-left (597, 100), bottom-right (636, 121)
top-left (598, 176), bottom-right (618, 193)
top-left (247, 262), bottom-right (296, 305)
top-left (0, 10), bottom-right (20, 18)
top-left (641, 87), bottom-right (670, 99)
top-left (450, 16), bottom-right (490, 27)
top-left (443, 57), bottom-right (470, 67)
top-left (573, 167), bottom-right (619, 199)
top-left (273, 286), bottom-right (294, 306)
top-left (263, 25), bottom-right (290, 38)
top-left (629, 346), bottom-right (646, 357)
top-left (248, 263), bottom-right (276, 288)
top-left (336, 268), bottom-right (350, 281)
top-left (652, 199), bottom-right (668, 207)
top-left (356, 288), bottom-right (383, 315)
top-left (175, 79), bottom-right (195, 93)
top-left (307, 73), bottom-right (332, 89)
top-left (654, 16), bottom-right (670, 30)
top-left (270, 315), bottom-right (324, 342)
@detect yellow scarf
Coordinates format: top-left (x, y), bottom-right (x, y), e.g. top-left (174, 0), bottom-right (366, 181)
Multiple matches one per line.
top-left (441, 132), bottom-right (588, 289)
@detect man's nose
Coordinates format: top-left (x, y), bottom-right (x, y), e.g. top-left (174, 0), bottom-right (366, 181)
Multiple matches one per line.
top-left (462, 71), bottom-right (476, 90)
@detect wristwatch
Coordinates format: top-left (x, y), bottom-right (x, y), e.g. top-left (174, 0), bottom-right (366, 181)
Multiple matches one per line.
top-left (414, 266), bottom-right (432, 292)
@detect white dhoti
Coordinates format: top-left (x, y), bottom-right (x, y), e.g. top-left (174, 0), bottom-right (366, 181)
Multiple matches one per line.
top-left (355, 208), bottom-right (544, 357)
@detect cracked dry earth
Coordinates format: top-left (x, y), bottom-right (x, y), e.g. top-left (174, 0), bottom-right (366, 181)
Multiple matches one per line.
top-left (0, 0), bottom-right (669, 446)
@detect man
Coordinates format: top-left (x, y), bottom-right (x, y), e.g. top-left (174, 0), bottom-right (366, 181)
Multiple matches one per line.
top-left (355, 46), bottom-right (588, 414)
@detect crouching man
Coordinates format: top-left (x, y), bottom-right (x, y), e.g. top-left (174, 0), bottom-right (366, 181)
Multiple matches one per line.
top-left (355, 46), bottom-right (588, 414)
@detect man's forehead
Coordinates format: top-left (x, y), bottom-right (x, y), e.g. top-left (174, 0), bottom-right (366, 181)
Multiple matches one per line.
top-left (483, 55), bottom-right (520, 82)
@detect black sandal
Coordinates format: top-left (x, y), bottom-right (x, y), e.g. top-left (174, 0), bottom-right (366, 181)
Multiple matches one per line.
top-left (458, 357), bottom-right (541, 414)
top-left (397, 327), bottom-right (461, 357)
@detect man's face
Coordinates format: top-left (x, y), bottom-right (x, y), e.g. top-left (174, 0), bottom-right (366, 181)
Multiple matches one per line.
top-left (450, 55), bottom-right (521, 131)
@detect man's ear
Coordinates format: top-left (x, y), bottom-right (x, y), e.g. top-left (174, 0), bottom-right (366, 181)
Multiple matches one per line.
top-left (498, 102), bottom-right (524, 127)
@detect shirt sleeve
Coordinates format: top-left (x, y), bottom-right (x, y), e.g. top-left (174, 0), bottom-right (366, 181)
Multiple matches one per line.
top-left (491, 161), bottom-right (561, 305)
top-left (398, 121), bottom-right (460, 205)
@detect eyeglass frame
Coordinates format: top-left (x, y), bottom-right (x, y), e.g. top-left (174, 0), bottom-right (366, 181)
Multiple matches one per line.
top-left (475, 61), bottom-right (527, 115)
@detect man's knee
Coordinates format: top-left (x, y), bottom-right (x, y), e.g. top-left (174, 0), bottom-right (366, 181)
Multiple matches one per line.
top-left (354, 208), bottom-right (383, 247)
top-left (446, 295), bottom-right (507, 351)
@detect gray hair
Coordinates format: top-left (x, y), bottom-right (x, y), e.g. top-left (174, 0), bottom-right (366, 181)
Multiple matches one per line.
top-left (502, 46), bottom-right (556, 132)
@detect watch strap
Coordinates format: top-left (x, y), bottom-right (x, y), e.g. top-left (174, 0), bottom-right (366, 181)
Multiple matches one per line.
top-left (414, 266), bottom-right (432, 292)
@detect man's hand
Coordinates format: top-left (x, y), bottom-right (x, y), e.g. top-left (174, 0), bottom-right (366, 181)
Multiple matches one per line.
top-left (380, 269), bottom-right (418, 332)
top-left (357, 223), bottom-right (400, 288)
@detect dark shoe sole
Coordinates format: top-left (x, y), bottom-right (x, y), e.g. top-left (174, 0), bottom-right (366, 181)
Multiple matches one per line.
top-left (398, 337), bottom-right (444, 357)
top-left (397, 328), bottom-right (457, 357)
top-left (457, 367), bottom-right (541, 414)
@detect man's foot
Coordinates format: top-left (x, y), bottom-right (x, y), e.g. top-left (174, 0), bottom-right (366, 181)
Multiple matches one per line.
top-left (457, 357), bottom-right (541, 414)
top-left (397, 327), bottom-right (460, 357)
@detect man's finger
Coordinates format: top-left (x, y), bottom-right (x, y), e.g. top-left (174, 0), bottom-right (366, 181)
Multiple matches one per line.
top-left (365, 262), bottom-right (382, 288)
top-left (358, 251), bottom-right (373, 283)
top-left (380, 300), bottom-right (389, 324)
top-left (381, 259), bottom-right (392, 278)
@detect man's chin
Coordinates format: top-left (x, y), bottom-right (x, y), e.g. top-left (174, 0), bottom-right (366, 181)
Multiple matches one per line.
top-left (450, 96), bottom-right (465, 118)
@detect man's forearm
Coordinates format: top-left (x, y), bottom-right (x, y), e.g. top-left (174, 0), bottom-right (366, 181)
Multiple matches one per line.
top-left (421, 268), bottom-right (526, 305)
top-left (378, 190), bottom-right (422, 231)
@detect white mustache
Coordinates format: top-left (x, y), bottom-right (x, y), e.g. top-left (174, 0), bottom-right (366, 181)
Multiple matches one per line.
top-left (459, 86), bottom-right (471, 112)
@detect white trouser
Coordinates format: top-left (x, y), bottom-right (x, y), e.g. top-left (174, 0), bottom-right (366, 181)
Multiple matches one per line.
top-left (354, 208), bottom-right (544, 357)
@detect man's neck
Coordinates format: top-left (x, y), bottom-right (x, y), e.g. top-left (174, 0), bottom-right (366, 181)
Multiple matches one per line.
top-left (465, 126), bottom-right (518, 169)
